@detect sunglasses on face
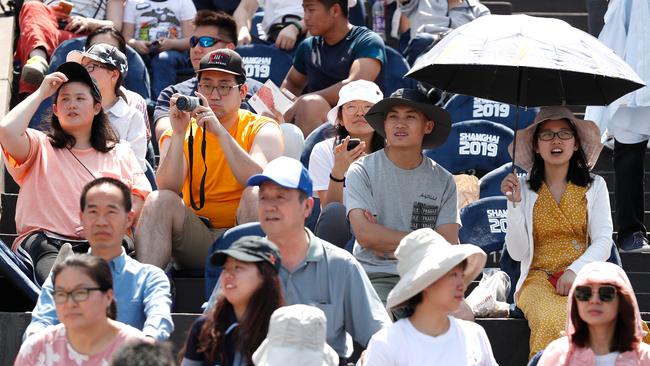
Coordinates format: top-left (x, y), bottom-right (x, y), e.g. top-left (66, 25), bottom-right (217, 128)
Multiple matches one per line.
top-left (574, 285), bottom-right (617, 302)
top-left (189, 36), bottom-right (230, 48)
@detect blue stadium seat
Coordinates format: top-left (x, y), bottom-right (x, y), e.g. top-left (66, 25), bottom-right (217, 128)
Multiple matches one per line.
top-left (459, 196), bottom-right (508, 255)
top-left (29, 37), bottom-right (151, 129)
top-left (349, 0), bottom-right (367, 27)
top-left (300, 122), bottom-right (336, 168)
top-left (444, 94), bottom-right (539, 131)
top-left (204, 222), bottom-right (265, 299)
top-left (479, 162), bottom-right (527, 198)
top-left (383, 46), bottom-right (417, 96)
top-left (424, 120), bottom-right (514, 177)
top-left (236, 43), bottom-right (294, 86)
top-left (250, 11), bottom-right (264, 38)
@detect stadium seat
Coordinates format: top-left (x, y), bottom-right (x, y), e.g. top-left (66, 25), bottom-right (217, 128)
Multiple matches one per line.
top-left (349, 0), bottom-right (367, 27)
top-left (29, 37), bottom-right (151, 129)
top-left (479, 162), bottom-right (527, 198)
top-left (424, 119), bottom-right (514, 177)
top-left (300, 122), bottom-right (336, 168)
top-left (459, 196), bottom-right (508, 255)
top-left (444, 94), bottom-right (538, 131)
top-left (236, 43), bottom-right (293, 86)
top-left (204, 222), bottom-right (265, 299)
top-left (383, 46), bottom-right (417, 96)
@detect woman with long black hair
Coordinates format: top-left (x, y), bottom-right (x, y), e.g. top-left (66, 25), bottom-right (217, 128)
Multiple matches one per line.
top-left (181, 236), bottom-right (284, 366)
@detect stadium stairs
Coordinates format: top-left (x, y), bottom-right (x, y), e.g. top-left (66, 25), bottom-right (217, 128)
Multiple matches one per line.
top-left (1, 1), bottom-right (648, 365)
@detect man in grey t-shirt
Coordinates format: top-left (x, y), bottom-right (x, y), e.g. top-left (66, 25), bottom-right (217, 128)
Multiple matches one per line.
top-left (345, 88), bottom-right (470, 318)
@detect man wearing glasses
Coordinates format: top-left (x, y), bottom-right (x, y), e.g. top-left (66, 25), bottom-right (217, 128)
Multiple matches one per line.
top-left (135, 48), bottom-right (284, 270)
top-left (153, 10), bottom-right (261, 142)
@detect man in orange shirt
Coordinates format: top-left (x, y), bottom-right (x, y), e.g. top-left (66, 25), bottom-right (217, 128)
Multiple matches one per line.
top-left (135, 49), bottom-right (284, 269)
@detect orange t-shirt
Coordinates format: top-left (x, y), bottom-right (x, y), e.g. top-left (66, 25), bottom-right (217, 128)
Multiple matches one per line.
top-left (162, 110), bottom-right (275, 229)
top-left (3, 129), bottom-right (151, 250)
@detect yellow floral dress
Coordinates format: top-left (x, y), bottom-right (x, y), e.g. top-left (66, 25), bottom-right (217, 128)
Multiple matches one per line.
top-left (517, 182), bottom-right (588, 359)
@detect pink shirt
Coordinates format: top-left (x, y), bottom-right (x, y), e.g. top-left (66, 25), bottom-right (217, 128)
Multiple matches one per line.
top-left (3, 129), bottom-right (151, 250)
top-left (13, 323), bottom-right (147, 366)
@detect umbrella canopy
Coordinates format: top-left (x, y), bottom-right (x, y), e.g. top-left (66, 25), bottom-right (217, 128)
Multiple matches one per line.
top-left (407, 14), bottom-right (645, 107)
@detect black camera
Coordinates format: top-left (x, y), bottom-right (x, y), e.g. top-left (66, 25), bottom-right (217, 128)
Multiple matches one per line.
top-left (176, 95), bottom-right (202, 111)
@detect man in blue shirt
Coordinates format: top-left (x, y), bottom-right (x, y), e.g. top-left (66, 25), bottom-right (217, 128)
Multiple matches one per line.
top-left (282, 0), bottom-right (386, 136)
top-left (25, 177), bottom-right (173, 341)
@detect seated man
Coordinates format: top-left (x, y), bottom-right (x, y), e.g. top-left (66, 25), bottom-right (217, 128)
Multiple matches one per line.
top-left (25, 177), bottom-right (173, 341)
top-left (281, 0), bottom-right (386, 136)
top-left (207, 157), bottom-right (391, 362)
top-left (154, 10), bottom-right (260, 142)
top-left (234, 0), bottom-right (305, 50)
top-left (16, 0), bottom-right (124, 95)
top-left (135, 48), bottom-right (284, 269)
top-left (344, 88), bottom-right (471, 319)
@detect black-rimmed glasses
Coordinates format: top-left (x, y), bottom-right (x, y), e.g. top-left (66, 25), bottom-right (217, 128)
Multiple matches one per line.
top-left (198, 83), bottom-right (242, 97)
top-left (53, 287), bottom-right (104, 304)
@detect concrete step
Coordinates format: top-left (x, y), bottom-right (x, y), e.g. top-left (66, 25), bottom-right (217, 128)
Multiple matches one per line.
top-left (628, 272), bottom-right (650, 293)
top-left (621, 253), bottom-right (650, 273)
top-left (172, 277), bottom-right (205, 314)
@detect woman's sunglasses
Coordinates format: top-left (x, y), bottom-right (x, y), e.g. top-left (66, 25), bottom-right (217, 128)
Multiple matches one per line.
top-left (189, 36), bottom-right (230, 48)
top-left (574, 285), bottom-right (617, 302)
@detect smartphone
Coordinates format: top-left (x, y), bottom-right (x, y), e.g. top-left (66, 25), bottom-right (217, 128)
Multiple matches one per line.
top-left (347, 138), bottom-right (361, 151)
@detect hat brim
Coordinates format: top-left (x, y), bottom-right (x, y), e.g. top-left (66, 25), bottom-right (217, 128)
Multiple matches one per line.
top-left (507, 115), bottom-right (603, 172)
top-left (210, 248), bottom-right (265, 266)
top-left (364, 98), bottom-right (452, 148)
top-left (252, 339), bottom-right (339, 366)
top-left (55, 62), bottom-right (102, 102)
top-left (197, 67), bottom-right (244, 79)
top-left (386, 244), bottom-right (486, 310)
top-left (247, 174), bottom-right (297, 192)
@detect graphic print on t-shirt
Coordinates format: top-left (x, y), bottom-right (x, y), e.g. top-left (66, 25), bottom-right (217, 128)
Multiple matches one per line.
top-left (137, 8), bottom-right (181, 41)
top-left (410, 201), bottom-right (440, 230)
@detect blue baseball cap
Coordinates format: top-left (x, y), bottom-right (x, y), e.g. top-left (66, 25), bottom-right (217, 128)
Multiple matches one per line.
top-left (247, 157), bottom-right (313, 197)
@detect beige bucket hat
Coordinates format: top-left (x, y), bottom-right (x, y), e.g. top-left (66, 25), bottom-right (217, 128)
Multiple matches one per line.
top-left (386, 228), bottom-right (486, 310)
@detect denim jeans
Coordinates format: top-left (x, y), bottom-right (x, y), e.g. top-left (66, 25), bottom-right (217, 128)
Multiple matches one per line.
top-left (586, 0), bottom-right (608, 36)
top-left (145, 50), bottom-right (194, 101)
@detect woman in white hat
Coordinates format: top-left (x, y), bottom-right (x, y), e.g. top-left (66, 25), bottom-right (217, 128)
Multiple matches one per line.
top-left (500, 106), bottom-right (619, 359)
top-left (364, 228), bottom-right (497, 365)
top-left (308, 79), bottom-right (385, 208)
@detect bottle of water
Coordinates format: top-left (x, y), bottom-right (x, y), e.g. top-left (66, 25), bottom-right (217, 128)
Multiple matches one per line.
top-left (372, 0), bottom-right (386, 40)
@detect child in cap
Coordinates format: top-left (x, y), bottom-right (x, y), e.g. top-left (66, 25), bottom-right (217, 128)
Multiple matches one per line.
top-left (68, 43), bottom-right (148, 170)
top-left (364, 228), bottom-right (497, 365)
top-left (181, 236), bottom-right (284, 366)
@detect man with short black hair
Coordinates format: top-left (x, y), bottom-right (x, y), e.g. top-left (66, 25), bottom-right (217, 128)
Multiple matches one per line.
top-left (136, 49), bottom-right (284, 270)
top-left (26, 177), bottom-right (173, 341)
top-left (345, 88), bottom-right (471, 318)
top-left (281, 0), bottom-right (386, 136)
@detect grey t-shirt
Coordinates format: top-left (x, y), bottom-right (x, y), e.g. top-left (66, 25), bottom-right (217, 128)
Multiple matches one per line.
top-left (344, 149), bottom-right (460, 275)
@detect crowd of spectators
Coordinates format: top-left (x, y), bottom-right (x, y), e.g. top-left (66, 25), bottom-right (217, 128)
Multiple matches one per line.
top-left (4, 0), bottom-right (650, 365)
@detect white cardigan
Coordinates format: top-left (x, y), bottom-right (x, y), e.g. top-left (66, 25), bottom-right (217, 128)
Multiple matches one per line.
top-left (504, 174), bottom-right (613, 302)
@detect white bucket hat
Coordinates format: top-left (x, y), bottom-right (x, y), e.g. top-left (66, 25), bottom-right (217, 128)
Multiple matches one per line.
top-left (252, 305), bottom-right (339, 366)
top-left (386, 228), bottom-right (487, 310)
top-left (326, 79), bottom-right (383, 125)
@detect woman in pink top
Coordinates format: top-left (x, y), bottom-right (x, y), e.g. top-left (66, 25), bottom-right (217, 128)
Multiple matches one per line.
top-left (538, 262), bottom-right (650, 366)
top-left (0, 61), bottom-right (150, 284)
top-left (13, 254), bottom-right (147, 366)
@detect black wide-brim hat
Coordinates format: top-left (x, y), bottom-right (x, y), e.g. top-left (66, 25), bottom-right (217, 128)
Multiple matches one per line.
top-left (364, 88), bottom-right (451, 149)
top-left (55, 61), bottom-right (102, 103)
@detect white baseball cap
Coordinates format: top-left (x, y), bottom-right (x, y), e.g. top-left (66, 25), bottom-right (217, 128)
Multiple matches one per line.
top-left (326, 80), bottom-right (383, 125)
top-left (247, 157), bottom-right (313, 196)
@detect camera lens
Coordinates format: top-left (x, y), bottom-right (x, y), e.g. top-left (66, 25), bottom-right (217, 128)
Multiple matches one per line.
top-left (176, 95), bottom-right (200, 111)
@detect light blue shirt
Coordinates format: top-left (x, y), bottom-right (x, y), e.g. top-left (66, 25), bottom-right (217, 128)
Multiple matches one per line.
top-left (26, 250), bottom-right (173, 341)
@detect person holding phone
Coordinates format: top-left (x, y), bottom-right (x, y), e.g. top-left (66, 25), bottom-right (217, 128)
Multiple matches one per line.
top-left (500, 106), bottom-right (614, 359)
top-left (308, 80), bottom-right (385, 208)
